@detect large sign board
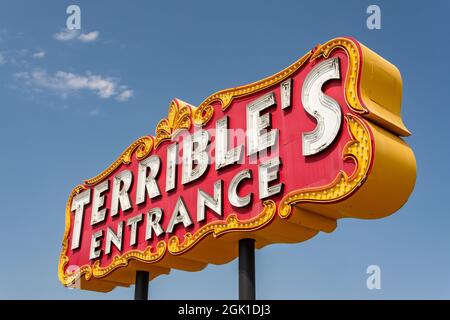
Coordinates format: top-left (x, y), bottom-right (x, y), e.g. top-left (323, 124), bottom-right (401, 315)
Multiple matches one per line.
top-left (58, 37), bottom-right (416, 292)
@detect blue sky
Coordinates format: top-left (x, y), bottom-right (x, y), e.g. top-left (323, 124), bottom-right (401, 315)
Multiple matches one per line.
top-left (0, 0), bottom-right (449, 299)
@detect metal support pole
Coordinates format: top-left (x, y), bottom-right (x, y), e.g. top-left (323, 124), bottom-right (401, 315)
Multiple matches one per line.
top-left (134, 270), bottom-right (149, 300)
top-left (239, 238), bottom-right (256, 300)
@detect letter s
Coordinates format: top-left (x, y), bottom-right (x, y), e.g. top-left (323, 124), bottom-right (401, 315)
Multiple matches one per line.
top-left (301, 57), bottom-right (341, 156)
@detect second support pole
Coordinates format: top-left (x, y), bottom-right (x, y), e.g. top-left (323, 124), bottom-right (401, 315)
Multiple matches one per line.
top-left (239, 238), bottom-right (256, 300)
top-left (134, 270), bottom-right (149, 300)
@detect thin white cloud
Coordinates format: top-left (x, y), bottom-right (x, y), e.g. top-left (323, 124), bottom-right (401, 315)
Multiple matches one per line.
top-left (78, 31), bottom-right (99, 43)
top-left (32, 49), bottom-right (46, 59)
top-left (53, 29), bottom-right (100, 43)
top-left (116, 89), bottom-right (134, 102)
top-left (14, 69), bottom-right (133, 101)
top-left (53, 29), bottom-right (80, 41)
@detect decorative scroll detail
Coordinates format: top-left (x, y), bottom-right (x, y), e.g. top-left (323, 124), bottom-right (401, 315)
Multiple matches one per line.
top-left (155, 98), bottom-right (193, 147)
top-left (193, 103), bottom-right (214, 127)
top-left (84, 136), bottom-right (154, 186)
top-left (310, 37), bottom-right (367, 114)
top-left (168, 200), bottom-right (276, 255)
top-left (193, 51), bottom-right (313, 126)
top-left (278, 114), bottom-right (371, 218)
top-left (92, 241), bottom-right (166, 278)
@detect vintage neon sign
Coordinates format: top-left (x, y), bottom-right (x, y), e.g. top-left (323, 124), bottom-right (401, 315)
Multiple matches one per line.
top-left (58, 37), bottom-right (416, 292)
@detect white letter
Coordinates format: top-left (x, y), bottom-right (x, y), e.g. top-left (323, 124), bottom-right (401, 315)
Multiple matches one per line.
top-left (281, 78), bottom-right (292, 109)
top-left (89, 230), bottom-right (102, 260)
top-left (258, 157), bottom-right (282, 199)
top-left (105, 222), bottom-right (124, 255)
top-left (182, 130), bottom-right (210, 184)
top-left (366, 5), bottom-right (381, 30)
top-left (66, 5), bottom-right (81, 30)
top-left (145, 208), bottom-right (164, 240)
top-left (70, 189), bottom-right (91, 250)
top-left (90, 180), bottom-right (108, 225)
top-left (197, 180), bottom-right (222, 222)
top-left (111, 170), bottom-right (133, 216)
top-left (136, 155), bottom-right (161, 205)
top-left (215, 116), bottom-right (243, 170)
top-left (166, 197), bottom-right (193, 233)
top-left (166, 143), bottom-right (178, 192)
top-left (366, 265), bottom-right (381, 289)
top-left (246, 92), bottom-right (278, 156)
top-left (302, 57), bottom-right (341, 156)
top-left (228, 169), bottom-right (252, 208)
top-left (127, 214), bottom-right (143, 246)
